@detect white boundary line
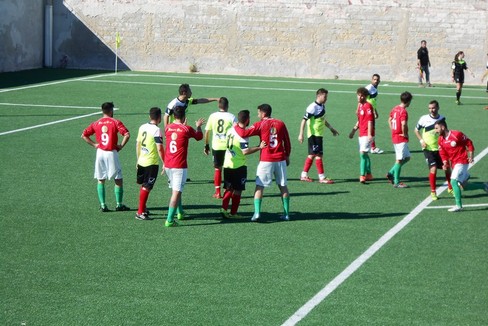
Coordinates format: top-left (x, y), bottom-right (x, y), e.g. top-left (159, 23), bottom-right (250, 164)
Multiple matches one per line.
top-left (282, 146), bottom-right (488, 326)
top-left (82, 79), bottom-right (487, 99)
top-left (0, 102), bottom-right (100, 110)
top-left (425, 203), bottom-right (488, 209)
top-left (0, 112), bottom-right (101, 136)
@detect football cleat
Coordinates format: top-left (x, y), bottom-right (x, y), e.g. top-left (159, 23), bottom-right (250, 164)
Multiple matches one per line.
top-left (115, 204), bottom-right (130, 211)
top-left (135, 212), bottom-right (151, 220)
top-left (365, 174), bottom-right (373, 181)
top-left (99, 205), bottom-right (110, 212)
top-left (430, 192), bottom-right (438, 201)
top-left (386, 173), bottom-right (394, 184)
top-left (177, 212), bottom-right (189, 220)
top-left (229, 213), bottom-right (243, 219)
top-left (250, 214), bottom-right (260, 222)
top-left (219, 208), bottom-right (230, 219)
top-left (370, 147), bottom-right (384, 154)
top-left (319, 178), bottom-right (334, 184)
top-left (279, 215), bottom-right (290, 221)
top-left (448, 206), bottom-right (463, 212)
top-left (393, 182), bottom-right (409, 188)
top-left (164, 220), bottom-right (179, 227)
top-left (300, 176), bottom-right (313, 182)
top-left (447, 188), bottom-right (454, 196)
top-left (359, 176), bottom-right (367, 184)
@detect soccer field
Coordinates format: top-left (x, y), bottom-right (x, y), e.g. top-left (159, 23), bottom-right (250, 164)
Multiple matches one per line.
top-left (1, 69), bottom-right (487, 325)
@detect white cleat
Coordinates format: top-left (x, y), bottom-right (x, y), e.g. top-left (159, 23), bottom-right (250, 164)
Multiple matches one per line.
top-left (448, 206), bottom-right (463, 212)
top-left (251, 214), bottom-right (260, 222)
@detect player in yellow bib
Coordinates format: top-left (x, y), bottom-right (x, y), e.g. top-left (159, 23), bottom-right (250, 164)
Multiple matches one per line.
top-left (220, 110), bottom-right (265, 218)
top-left (135, 107), bottom-right (165, 220)
top-left (204, 97), bottom-right (236, 198)
top-left (298, 88), bottom-right (339, 184)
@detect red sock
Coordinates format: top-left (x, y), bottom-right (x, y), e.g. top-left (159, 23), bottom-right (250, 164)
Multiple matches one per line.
top-left (214, 168), bottom-right (222, 194)
top-left (303, 157), bottom-right (313, 173)
top-left (445, 170), bottom-right (452, 189)
top-left (138, 187), bottom-right (150, 214)
top-left (371, 140), bottom-right (376, 149)
top-left (429, 172), bottom-right (436, 192)
top-left (315, 157), bottom-right (324, 175)
top-left (230, 193), bottom-right (241, 215)
top-left (222, 190), bottom-right (232, 210)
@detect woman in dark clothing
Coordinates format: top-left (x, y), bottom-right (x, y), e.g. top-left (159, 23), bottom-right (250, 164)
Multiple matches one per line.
top-left (451, 51), bottom-right (475, 105)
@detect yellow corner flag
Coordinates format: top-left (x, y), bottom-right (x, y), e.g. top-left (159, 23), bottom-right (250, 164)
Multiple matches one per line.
top-left (116, 32), bottom-right (121, 49)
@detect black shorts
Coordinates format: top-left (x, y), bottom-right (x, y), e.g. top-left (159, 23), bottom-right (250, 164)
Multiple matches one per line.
top-left (454, 75), bottom-right (464, 84)
top-left (223, 165), bottom-right (247, 191)
top-left (136, 164), bottom-right (159, 189)
top-left (212, 149), bottom-right (226, 168)
top-left (423, 150), bottom-right (442, 169)
top-left (308, 135), bottom-right (324, 155)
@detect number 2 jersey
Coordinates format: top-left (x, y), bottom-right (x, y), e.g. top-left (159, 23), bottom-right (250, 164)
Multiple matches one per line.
top-left (164, 122), bottom-right (203, 168)
top-left (82, 117), bottom-right (129, 151)
top-left (136, 123), bottom-right (163, 167)
top-left (234, 117), bottom-right (291, 162)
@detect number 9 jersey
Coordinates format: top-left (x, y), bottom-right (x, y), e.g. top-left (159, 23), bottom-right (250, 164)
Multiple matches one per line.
top-left (82, 117), bottom-right (129, 151)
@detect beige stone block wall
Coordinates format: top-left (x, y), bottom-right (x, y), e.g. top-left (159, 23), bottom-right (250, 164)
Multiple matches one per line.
top-left (64, 0), bottom-right (487, 84)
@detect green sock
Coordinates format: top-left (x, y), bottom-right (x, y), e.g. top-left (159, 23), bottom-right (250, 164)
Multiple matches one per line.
top-left (282, 196), bottom-right (290, 216)
top-left (451, 180), bottom-right (462, 207)
top-left (176, 199), bottom-right (184, 215)
top-left (97, 183), bottom-right (105, 207)
top-left (365, 155), bottom-right (371, 174)
top-left (254, 198), bottom-right (262, 215)
top-left (114, 186), bottom-right (123, 206)
top-left (393, 163), bottom-right (402, 184)
top-left (360, 153), bottom-right (367, 176)
top-left (167, 206), bottom-right (176, 223)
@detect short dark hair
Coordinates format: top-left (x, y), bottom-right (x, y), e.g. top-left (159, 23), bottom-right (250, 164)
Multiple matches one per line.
top-left (238, 110), bottom-right (250, 124)
top-left (357, 87), bottom-right (369, 96)
top-left (219, 97), bottom-right (229, 111)
top-left (429, 100), bottom-right (439, 109)
top-left (372, 73), bottom-right (380, 79)
top-left (257, 104), bottom-right (272, 117)
top-left (174, 106), bottom-right (186, 120)
top-left (435, 119), bottom-right (447, 129)
top-left (316, 88), bottom-right (328, 95)
top-left (400, 91), bottom-right (413, 104)
top-left (178, 84), bottom-right (191, 95)
top-left (101, 102), bottom-right (114, 114)
top-left (149, 107), bottom-right (162, 120)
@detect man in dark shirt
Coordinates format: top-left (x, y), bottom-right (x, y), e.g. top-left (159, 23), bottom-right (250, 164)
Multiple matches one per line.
top-left (417, 40), bottom-right (431, 87)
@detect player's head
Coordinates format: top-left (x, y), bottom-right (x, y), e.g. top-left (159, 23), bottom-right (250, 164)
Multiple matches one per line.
top-left (400, 92), bottom-right (413, 106)
top-left (356, 87), bottom-right (369, 103)
top-left (173, 106), bottom-right (186, 121)
top-left (371, 74), bottom-right (381, 86)
top-left (257, 104), bottom-right (272, 119)
top-left (101, 102), bottom-right (114, 116)
top-left (428, 100), bottom-right (439, 116)
top-left (149, 107), bottom-right (162, 122)
top-left (238, 110), bottom-right (250, 126)
top-left (218, 97), bottom-right (229, 112)
top-left (178, 83), bottom-right (192, 97)
top-left (316, 88), bottom-right (328, 104)
top-left (421, 40), bottom-right (427, 47)
top-left (454, 51), bottom-right (464, 62)
top-left (434, 119), bottom-right (448, 135)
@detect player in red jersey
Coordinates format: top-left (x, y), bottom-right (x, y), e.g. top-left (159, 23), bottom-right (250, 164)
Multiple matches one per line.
top-left (234, 104), bottom-right (292, 221)
top-left (435, 120), bottom-right (475, 212)
top-left (82, 102), bottom-right (131, 212)
top-left (349, 87), bottom-right (375, 183)
top-left (387, 92), bottom-right (412, 188)
top-left (164, 106), bottom-right (205, 227)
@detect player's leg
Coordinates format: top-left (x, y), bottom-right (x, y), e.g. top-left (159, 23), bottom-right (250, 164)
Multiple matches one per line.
top-left (448, 163), bottom-right (468, 212)
top-left (229, 166), bottom-right (246, 216)
top-left (136, 165), bottom-right (157, 219)
top-left (301, 137), bottom-right (316, 182)
top-left (359, 136), bottom-right (372, 183)
top-left (94, 149), bottom-right (109, 211)
top-left (252, 162), bottom-right (271, 221)
top-left (275, 161), bottom-right (290, 220)
top-left (97, 179), bottom-right (108, 211)
top-left (212, 150), bottom-right (225, 198)
top-left (455, 81), bottom-right (463, 104)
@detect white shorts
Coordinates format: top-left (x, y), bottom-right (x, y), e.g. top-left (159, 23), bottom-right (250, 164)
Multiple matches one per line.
top-left (165, 168), bottom-right (187, 192)
top-left (94, 148), bottom-right (123, 180)
top-left (451, 163), bottom-right (470, 183)
top-left (393, 142), bottom-right (411, 161)
top-left (255, 161), bottom-right (288, 187)
top-left (358, 136), bottom-right (373, 153)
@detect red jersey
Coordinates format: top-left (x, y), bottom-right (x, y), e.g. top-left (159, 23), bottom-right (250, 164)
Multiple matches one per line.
top-left (438, 130), bottom-right (474, 166)
top-left (357, 102), bottom-right (375, 137)
top-left (389, 105), bottom-right (409, 144)
top-left (82, 117), bottom-right (129, 151)
top-left (164, 122), bottom-right (203, 168)
top-left (235, 117), bottom-right (291, 162)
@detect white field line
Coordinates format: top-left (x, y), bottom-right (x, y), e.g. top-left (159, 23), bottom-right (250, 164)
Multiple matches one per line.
top-left (282, 146), bottom-right (488, 326)
top-left (0, 73), bottom-right (115, 93)
top-left (110, 73), bottom-right (488, 92)
top-left (82, 79), bottom-right (487, 99)
top-left (0, 111), bottom-right (101, 136)
top-left (0, 102), bottom-right (100, 110)
top-left (425, 203), bottom-right (488, 209)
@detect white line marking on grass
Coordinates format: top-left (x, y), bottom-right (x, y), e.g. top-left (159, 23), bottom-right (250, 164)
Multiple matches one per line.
top-left (0, 112), bottom-right (101, 136)
top-left (83, 79), bottom-right (486, 99)
top-left (0, 102), bottom-right (100, 110)
top-left (425, 203), bottom-right (488, 209)
top-left (282, 146), bottom-right (488, 326)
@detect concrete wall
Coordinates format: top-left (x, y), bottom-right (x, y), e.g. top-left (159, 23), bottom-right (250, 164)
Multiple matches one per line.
top-left (2, 0), bottom-right (487, 84)
top-left (0, 0), bottom-right (44, 72)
